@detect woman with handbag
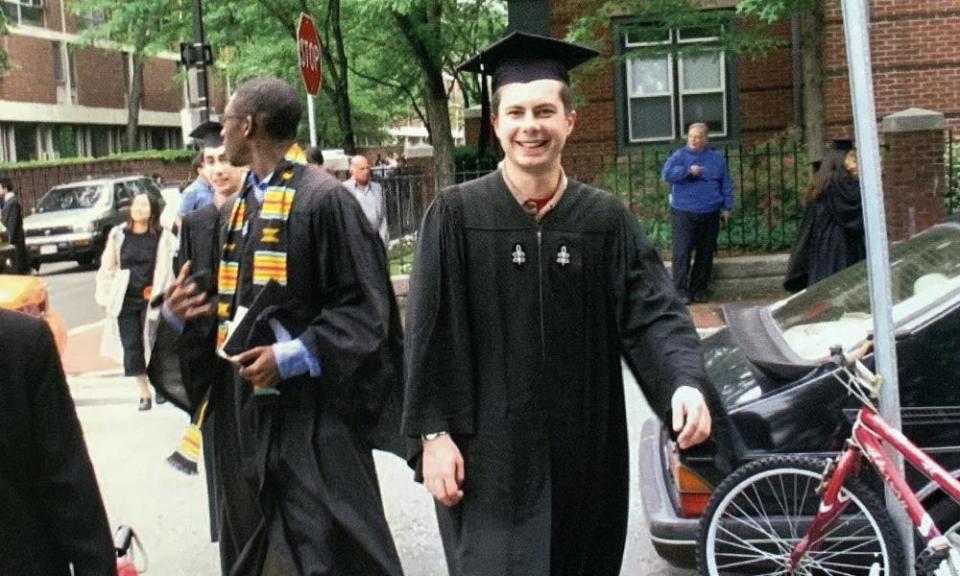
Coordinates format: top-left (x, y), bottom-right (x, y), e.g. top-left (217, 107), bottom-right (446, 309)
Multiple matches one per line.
top-left (96, 191), bottom-right (177, 411)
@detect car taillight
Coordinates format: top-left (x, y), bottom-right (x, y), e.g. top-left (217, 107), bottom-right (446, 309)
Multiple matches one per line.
top-left (671, 450), bottom-right (713, 518)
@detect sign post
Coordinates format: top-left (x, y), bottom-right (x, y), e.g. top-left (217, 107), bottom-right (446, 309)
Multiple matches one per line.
top-left (840, 1), bottom-right (914, 572)
top-left (297, 13), bottom-right (323, 147)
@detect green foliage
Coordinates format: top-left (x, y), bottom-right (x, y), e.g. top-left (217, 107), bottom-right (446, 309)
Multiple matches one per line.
top-left (0, 10), bottom-right (9, 73)
top-left (0, 148), bottom-right (194, 170)
top-left (591, 137), bottom-right (810, 252)
top-left (567, 0), bottom-right (802, 63)
top-left (947, 135), bottom-right (960, 215)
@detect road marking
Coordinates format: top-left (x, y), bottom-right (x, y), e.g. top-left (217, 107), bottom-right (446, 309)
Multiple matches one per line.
top-left (69, 319), bottom-right (105, 336)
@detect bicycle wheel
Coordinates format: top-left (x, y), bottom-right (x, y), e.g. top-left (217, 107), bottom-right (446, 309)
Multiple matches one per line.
top-left (697, 455), bottom-right (905, 576)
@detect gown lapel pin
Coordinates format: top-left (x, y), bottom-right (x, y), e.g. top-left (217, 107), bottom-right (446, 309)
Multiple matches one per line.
top-left (556, 245), bottom-right (571, 267)
top-left (511, 243), bottom-right (527, 268)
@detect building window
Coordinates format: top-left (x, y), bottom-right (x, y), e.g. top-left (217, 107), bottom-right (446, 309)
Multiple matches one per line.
top-left (621, 23), bottom-right (729, 145)
top-left (2, 0), bottom-right (45, 27)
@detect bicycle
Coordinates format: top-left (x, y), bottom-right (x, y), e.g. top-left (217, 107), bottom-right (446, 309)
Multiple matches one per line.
top-left (697, 338), bottom-right (960, 576)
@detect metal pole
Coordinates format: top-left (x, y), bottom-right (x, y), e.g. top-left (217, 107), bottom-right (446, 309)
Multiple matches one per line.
top-left (192, 0), bottom-right (210, 119)
top-left (307, 94), bottom-right (317, 147)
top-left (839, 1), bottom-right (915, 572)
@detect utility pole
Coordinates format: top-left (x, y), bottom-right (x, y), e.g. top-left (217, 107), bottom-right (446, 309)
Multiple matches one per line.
top-left (181, 0), bottom-right (214, 131)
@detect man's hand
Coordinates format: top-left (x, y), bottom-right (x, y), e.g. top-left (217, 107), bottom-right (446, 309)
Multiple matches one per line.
top-left (422, 434), bottom-right (465, 507)
top-left (689, 165), bottom-right (704, 177)
top-left (165, 261), bottom-right (214, 321)
top-left (671, 386), bottom-right (712, 449)
top-left (720, 210), bottom-right (732, 225)
top-left (231, 346), bottom-right (281, 391)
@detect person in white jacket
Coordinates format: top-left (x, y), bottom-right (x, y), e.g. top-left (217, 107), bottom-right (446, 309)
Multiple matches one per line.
top-left (95, 191), bottom-right (177, 410)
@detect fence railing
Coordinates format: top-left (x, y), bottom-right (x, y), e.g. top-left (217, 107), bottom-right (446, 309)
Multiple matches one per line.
top-left (948, 129), bottom-right (959, 216)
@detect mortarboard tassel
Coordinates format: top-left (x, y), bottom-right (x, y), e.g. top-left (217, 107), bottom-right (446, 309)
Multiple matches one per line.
top-left (166, 400), bottom-right (209, 475)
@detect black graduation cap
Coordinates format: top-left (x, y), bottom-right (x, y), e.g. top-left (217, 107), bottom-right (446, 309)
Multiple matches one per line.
top-left (831, 139), bottom-right (855, 151)
top-left (458, 31), bottom-right (599, 92)
top-left (458, 32), bottom-right (599, 155)
top-left (189, 119), bottom-right (224, 149)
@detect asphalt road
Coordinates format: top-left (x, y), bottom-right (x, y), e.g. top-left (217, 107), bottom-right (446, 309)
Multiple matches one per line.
top-left (39, 261), bottom-right (101, 328)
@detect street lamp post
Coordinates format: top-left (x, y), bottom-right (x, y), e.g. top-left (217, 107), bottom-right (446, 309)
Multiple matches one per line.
top-left (180, 0), bottom-right (213, 131)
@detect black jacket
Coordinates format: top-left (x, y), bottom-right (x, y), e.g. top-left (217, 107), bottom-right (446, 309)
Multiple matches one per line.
top-left (0, 309), bottom-right (116, 576)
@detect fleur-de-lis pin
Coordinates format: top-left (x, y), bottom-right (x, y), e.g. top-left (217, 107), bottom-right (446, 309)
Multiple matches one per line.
top-left (556, 245), bottom-right (571, 267)
top-left (512, 243), bottom-right (526, 268)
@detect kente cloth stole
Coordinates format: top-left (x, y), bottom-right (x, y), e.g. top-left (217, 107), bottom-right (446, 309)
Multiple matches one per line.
top-left (216, 168), bottom-right (297, 348)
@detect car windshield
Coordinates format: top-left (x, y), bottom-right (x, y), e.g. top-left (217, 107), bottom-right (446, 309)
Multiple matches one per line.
top-left (771, 225), bottom-right (960, 360)
top-left (37, 184), bottom-right (106, 212)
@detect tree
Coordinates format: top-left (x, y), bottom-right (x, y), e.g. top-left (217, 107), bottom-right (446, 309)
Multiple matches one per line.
top-left (70, 0), bottom-right (187, 151)
top-left (0, 11), bottom-right (10, 73)
top-left (569, 0), bottom-right (826, 160)
top-left (354, 0), bottom-right (506, 187)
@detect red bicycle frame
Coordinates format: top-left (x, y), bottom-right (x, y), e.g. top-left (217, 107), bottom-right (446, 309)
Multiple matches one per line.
top-left (789, 406), bottom-right (960, 568)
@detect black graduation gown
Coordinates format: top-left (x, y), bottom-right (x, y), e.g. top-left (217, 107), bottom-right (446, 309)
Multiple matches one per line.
top-left (1, 193), bottom-right (30, 274)
top-left (784, 175), bottom-right (865, 291)
top-left (0, 309), bottom-right (116, 576)
top-left (403, 171), bottom-right (711, 576)
top-left (180, 163), bottom-right (405, 576)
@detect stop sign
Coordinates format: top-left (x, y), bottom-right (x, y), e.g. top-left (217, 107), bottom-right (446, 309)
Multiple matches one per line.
top-left (297, 13), bottom-right (322, 96)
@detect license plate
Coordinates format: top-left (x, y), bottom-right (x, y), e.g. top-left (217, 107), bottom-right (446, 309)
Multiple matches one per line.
top-left (40, 245), bottom-right (58, 255)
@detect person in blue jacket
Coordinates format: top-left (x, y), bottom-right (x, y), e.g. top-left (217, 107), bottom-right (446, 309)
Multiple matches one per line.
top-left (661, 123), bottom-right (734, 303)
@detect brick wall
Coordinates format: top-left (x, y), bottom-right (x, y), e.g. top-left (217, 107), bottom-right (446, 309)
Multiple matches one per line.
top-left (46, 0), bottom-right (63, 33)
top-left (881, 128), bottom-right (947, 240)
top-left (75, 47), bottom-right (126, 109)
top-left (142, 59), bottom-right (182, 113)
top-left (0, 36), bottom-right (58, 104)
top-left (823, 1), bottom-right (960, 136)
top-left (541, 0), bottom-right (794, 163)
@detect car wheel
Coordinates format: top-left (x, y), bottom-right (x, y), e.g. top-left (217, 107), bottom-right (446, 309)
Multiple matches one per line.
top-left (698, 455), bottom-right (906, 576)
top-left (76, 255), bottom-right (97, 268)
top-left (31, 259), bottom-right (41, 273)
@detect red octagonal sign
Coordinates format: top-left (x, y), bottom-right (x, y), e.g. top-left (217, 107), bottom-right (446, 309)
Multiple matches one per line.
top-left (297, 13), bottom-right (323, 96)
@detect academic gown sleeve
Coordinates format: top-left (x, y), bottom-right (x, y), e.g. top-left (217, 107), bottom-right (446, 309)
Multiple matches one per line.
top-left (293, 187), bottom-right (404, 429)
top-left (401, 190), bottom-right (476, 437)
top-left (28, 319), bottom-right (117, 576)
top-left (614, 209), bottom-right (710, 418)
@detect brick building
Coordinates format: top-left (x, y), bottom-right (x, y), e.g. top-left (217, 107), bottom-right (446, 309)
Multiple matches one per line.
top-left (496, 0), bottom-right (960, 156)
top-left (0, 0), bottom-right (224, 162)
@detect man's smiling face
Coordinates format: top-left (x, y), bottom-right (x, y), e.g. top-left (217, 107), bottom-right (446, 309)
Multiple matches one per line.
top-left (492, 79), bottom-right (576, 176)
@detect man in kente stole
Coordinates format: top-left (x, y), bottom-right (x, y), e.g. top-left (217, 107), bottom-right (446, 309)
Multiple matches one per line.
top-left (164, 76), bottom-right (405, 576)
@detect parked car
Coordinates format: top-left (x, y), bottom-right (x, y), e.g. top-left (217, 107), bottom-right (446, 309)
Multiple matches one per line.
top-left (23, 176), bottom-right (165, 270)
top-left (641, 221), bottom-right (960, 567)
top-left (0, 273), bottom-right (67, 354)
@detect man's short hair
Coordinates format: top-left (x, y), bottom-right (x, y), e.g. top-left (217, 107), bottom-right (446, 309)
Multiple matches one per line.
top-left (688, 122), bottom-right (709, 137)
top-left (306, 146), bottom-right (324, 166)
top-left (492, 82), bottom-right (574, 117)
top-left (231, 77), bottom-right (302, 141)
top-left (0, 176), bottom-right (12, 190)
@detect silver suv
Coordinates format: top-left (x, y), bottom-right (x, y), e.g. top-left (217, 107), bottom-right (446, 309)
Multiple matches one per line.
top-left (23, 175), bottom-right (165, 269)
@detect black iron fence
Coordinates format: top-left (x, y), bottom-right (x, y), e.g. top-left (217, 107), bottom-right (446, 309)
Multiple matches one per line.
top-left (948, 129), bottom-right (960, 216)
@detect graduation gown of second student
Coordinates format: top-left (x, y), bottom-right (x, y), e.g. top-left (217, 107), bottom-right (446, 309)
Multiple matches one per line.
top-left (784, 175), bottom-right (865, 291)
top-left (190, 162), bottom-right (405, 576)
top-left (1, 193), bottom-right (30, 274)
top-left (403, 171), bottom-right (714, 576)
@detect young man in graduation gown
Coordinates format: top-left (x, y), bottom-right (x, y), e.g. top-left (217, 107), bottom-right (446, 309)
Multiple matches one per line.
top-left (0, 309), bottom-right (117, 576)
top-left (403, 32), bottom-right (717, 576)
top-left (1, 176), bottom-right (30, 274)
top-left (164, 77), bottom-right (405, 576)
top-left (175, 120), bottom-right (247, 543)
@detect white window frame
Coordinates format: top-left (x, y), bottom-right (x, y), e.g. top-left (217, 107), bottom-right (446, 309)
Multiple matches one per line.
top-left (625, 53), bottom-right (676, 143)
top-left (622, 26), bottom-right (729, 144)
top-left (678, 49), bottom-right (727, 139)
top-left (2, 0), bottom-right (45, 27)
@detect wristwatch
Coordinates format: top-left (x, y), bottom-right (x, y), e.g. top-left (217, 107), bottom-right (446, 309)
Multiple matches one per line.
top-left (422, 431), bottom-right (448, 442)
